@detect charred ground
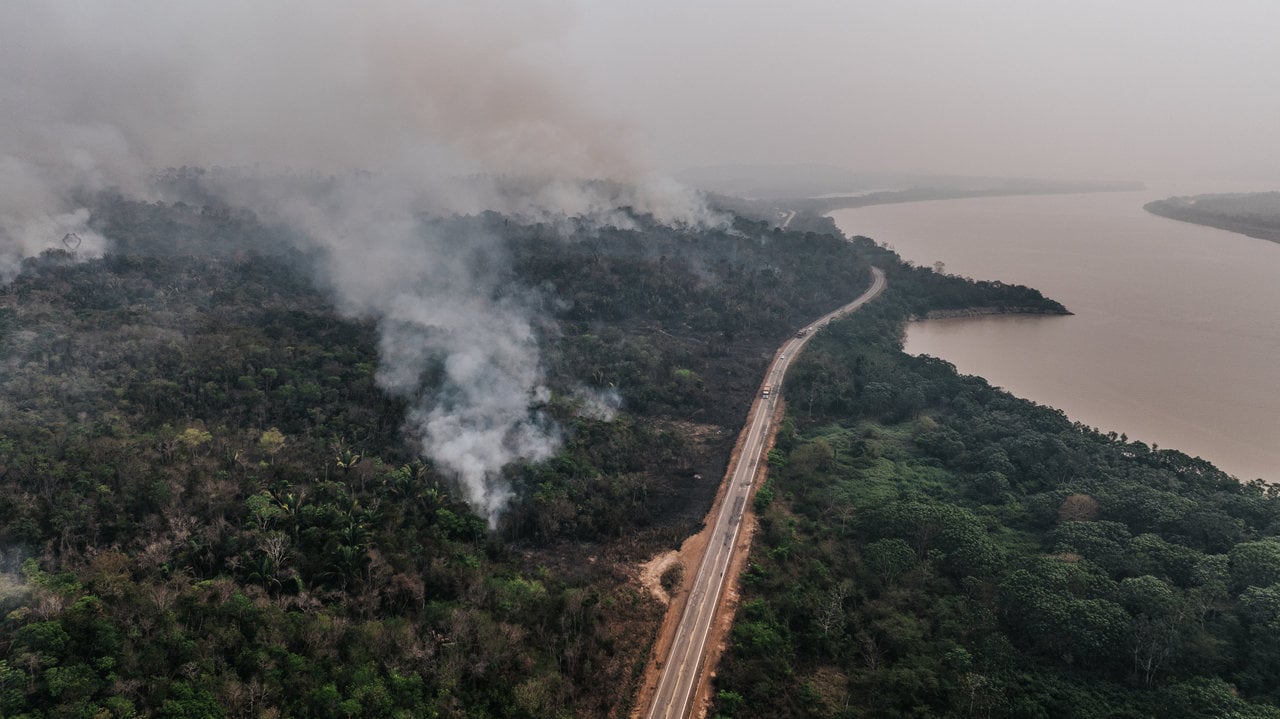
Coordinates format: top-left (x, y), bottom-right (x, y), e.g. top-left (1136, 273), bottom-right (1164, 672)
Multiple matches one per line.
top-left (0, 192), bottom-right (895, 717)
top-left (0, 189), bottom-right (1077, 716)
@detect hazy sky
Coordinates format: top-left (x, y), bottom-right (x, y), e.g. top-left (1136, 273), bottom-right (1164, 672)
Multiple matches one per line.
top-left (563, 0), bottom-right (1280, 189)
top-left (5, 1), bottom-right (1279, 197)
top-left (2, 1), bottom-right (1276, 516)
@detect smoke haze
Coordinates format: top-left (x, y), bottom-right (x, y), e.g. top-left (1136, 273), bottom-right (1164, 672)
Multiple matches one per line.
top-left (0, 1), bottom-right (717, 523)
top-left (13, 1), bottom-right (1268, 521)
top-left (567, 0), bottom-right (1280, 191)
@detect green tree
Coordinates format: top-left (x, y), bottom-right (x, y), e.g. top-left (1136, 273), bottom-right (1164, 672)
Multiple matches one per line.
top-left (862, 538), bottom-right (916, 585)
top-left (177, 426), bottom-right (212, 456)
top-left (258, 427), bottom-right (286, 463)
top-left (1230, 540), bottom-right (1280, 590)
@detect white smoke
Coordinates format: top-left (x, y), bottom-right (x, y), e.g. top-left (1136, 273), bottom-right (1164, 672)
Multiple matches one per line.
top-left (571, 386), bottom-right (624, 422)
top-left (490, 175), bottom-right (727, 231)
top-left (381, 276), bottom-right (560, 527)
top-left (0, 1), bottom-right (719, 524)
top-left (0, 207), bottom-right (108, 283)
top-left (213, 172), bottom-right (562, 527)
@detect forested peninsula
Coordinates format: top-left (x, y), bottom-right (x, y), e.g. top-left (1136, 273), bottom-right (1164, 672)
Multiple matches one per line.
top-left (1145, 192), bottom-right (1280, 244)
top-left (710, 240), bottom-right (1280, 719)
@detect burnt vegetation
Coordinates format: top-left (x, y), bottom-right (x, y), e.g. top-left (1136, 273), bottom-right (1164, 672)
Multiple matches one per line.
top-left (0, 192), bottom-right (904, 717)
top-left (0, 188), bottom-right (1121, 716)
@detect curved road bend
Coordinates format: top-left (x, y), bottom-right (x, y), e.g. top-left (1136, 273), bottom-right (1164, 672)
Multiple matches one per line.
top-left (644, 266), bottom-right (887, 719)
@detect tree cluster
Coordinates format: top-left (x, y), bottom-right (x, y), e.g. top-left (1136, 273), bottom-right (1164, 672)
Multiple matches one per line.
top-left (713, 268), bottom-right (1280, 718)
top-left (0, 195), bottom-right (874, 717)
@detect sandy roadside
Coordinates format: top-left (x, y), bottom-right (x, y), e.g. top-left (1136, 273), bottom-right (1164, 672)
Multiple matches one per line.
top-left (631, 394), bottom-right (785, 719)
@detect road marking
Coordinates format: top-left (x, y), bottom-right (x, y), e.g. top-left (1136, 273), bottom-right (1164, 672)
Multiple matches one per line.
top-left (643, 268), bottom-right (885, 719)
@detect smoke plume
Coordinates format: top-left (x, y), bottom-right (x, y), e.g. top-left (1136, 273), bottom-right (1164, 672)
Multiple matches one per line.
top-left (0, 1), bottom-right (718, 524)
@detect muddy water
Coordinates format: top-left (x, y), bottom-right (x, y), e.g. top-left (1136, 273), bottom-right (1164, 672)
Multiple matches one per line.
top-left (831, 191), bottom-right (1280, 482)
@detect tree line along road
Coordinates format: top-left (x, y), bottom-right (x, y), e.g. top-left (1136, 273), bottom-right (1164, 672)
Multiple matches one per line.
top-left (642, 266), bottom-right (886, 719)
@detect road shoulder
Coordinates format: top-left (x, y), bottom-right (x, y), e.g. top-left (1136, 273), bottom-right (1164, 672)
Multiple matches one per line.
top-left (688, 395), bottom-right (786, 718)
top-left (630, 390), bottom-right (765, 718)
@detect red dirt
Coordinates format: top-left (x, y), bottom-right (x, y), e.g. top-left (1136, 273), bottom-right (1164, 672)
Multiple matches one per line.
top-left (631, 396), bottom-right (785, 719)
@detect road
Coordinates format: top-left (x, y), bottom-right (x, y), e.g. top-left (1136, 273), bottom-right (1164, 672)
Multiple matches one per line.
top-left (643, 266), bottom-right (886, 719)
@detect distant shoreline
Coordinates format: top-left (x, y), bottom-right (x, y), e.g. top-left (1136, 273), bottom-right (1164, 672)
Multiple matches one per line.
top-left (795, 181), bottom-right (1143, 216)
top-left (915, 305), bottom-right (1074, 320)
top-left (710, 181), bottom-right (1145, 234)
top-left (1144, 195), bottom-right (1280, 244)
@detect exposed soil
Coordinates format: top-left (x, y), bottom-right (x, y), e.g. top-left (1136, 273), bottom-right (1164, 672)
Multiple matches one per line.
top-left (689, 398), bottom-right (784, 719)
top-left (638, 550), bottom-right (680, 605)
top-left (630, 395), bottom-right (785, 719)
top-left (630, 497), bottom-right (716, 719)
top-left (694, 511), bottom-right (756, 718)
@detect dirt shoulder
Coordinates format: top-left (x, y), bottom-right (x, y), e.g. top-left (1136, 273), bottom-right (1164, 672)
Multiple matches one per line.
top-left (630, 396), bottom-right (784, 719)
top-left (689, 398), bottom-right (784, 719)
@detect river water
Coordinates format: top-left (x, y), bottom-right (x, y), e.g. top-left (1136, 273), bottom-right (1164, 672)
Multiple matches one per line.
top-left (831, 191), bottom-right (1280, 482)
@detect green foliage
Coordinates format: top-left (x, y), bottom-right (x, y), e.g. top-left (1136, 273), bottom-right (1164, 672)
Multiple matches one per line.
top-left (713, 267), bottom-right (1280, 717)
top-left (716, 689), bottom-right (745, 716)
top-left (1230, 540), bottom-right (1280, 590)
top-left (753, 482), bottom-right (775, 512)
top-left (862, 538), bottom-right (917, 585)
top-left (0, 196), bottom-right (886, 716)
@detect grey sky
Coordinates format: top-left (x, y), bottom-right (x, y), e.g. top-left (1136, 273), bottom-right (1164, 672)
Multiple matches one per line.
top-left (4, 0), bottom-right (1278, 199)
top-left (2, 0), bottom-right (1275, 517)
top-left (564, 0), bottom-right (1280, 189)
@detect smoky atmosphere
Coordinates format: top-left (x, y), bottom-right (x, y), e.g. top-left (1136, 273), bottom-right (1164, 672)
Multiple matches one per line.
top-left (4, 2), bottom-right (1280, 718)
top-left (570, 0), bottom-right (1280, 190)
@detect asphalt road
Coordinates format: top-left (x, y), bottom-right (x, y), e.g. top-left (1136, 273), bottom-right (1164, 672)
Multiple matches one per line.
top-left (643, 266), bottom-right (887, 719)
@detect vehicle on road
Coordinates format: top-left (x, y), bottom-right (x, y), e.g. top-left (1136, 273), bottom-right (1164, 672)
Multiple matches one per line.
top-left (642, 267), bottom-right (886, 719)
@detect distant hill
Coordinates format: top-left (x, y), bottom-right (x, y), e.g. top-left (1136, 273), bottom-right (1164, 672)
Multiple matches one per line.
top-left (693, 165), bottom-right (1144, 235)
top-left (675, 163), bottom-right (871, 199)
top-left (677, 163), bottom-right (1142, 201)
top-left (1145, 191), bottom-right (1280, 243)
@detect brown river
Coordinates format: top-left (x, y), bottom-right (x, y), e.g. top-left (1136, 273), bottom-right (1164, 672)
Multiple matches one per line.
top-left (831, 191), bottom-right (1280, 482)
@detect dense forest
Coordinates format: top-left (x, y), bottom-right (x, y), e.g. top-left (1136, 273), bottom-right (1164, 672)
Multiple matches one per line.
top-left (1145, 192), bottom-right (1280, 243)
top-left (0, 191), bottom-right (910, 717)
top-left (5, 186), bottom-right (1250, 717)
top-left (710, 245), bottom-right (1280, 718)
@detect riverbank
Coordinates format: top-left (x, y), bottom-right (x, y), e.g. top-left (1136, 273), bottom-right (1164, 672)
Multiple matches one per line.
top-left (1144, 193), bottom-right (1280, 244)
top-left (709, 181), bottom-right (1143, 234)
top-left (831, 192), bottom-right (1280, 483)
top-left (916, 305), bottom-right (1073, 320)
top-left (710, 268), bottom-right (1280, 718)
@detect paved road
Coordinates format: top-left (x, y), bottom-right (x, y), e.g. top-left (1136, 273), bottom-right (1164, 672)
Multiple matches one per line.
top-left (643, 267), bottom-right (887, 719)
